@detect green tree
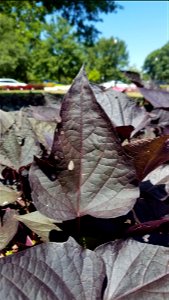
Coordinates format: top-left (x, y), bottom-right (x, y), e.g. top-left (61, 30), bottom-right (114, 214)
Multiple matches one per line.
top-left (0, 1), bottom-right (125, 83)
top-left (0, 14), bottom-right (30, 81)
top-left (0, 0), bottom-right (120, 45)
top-left (85, 37), bottom-right (128, 82)
top-left (29, 18), bottom-right (85, 83)
top-left (143, 43), bottom-right (169, 83)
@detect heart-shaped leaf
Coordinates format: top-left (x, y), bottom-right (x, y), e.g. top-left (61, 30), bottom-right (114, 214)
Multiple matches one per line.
top-left (96, 238), bottom-right (169, 300)
top-left (0, 237), bottom-right (105, 300)
top-left (30, 68), bottom-right (139, 221)
top-left (0, 210), bottom-right (18, 250)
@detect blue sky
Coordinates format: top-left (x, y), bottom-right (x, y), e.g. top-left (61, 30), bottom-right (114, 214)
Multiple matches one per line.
top-left (95, 1), bottom-right (169, 70)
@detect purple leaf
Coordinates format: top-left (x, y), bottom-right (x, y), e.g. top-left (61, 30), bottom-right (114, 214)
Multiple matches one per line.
top-left (122, 70), bottom-right (143, 87)
top-left (125, 218), bottom-right (169, 236)
top-left (96, 238), bottom-right (169, 299)
top-left (0, 114), bottom-right (40, 171)
top-left (150, 108), bottom-right (169, 127)
top-left (122, 71), bottom-right (160, 89)
top-left (28, 118), bottom-right (56, 152)
top-left (92, 85), bottom-right (149, 130)
top-left (115, 125), bottom-right (134, 141)
top-left (123, 136), bottom-right (169, 180)
top-left (139, 88), bottom-right (169, 108)
top-left (29, 68), bottom-right (139, 221)
top-left (130, 114), bottom-right (151, 138)
top-left (0, 237), bottom-right (105, 300)
top-left (28, 105), bottom-right (61, 122)
top-left (163, 126), bottom-right (169, 135)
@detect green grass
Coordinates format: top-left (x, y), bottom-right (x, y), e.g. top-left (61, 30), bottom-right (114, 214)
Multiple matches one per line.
top-left (126, 91), bottom-right (143, 98)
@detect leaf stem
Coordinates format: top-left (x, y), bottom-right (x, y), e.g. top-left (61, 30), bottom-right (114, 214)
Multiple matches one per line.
top-left (132, 208), bottom-right (141, 224)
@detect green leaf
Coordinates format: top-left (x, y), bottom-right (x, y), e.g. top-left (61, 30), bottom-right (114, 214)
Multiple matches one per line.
top-left (0, 210), bottom-right (18, 251)
top-left (15, 211), bottom-right (62, 242)
top-left (0, 184), bottom-right (20, 206)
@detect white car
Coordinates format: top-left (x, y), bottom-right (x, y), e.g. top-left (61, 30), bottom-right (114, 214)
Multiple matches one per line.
top-left (44, 85), bottom-right (71, 93)
top-left (101, 80), bottom-right (137, 92)
top-left (101, 80), bottom-right (128, 89)
top-left (0, 78), bottom-right (27, 87)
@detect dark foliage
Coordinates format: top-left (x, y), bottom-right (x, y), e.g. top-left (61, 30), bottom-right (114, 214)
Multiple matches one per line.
top-left (0, 67), bottom-right (169, 299)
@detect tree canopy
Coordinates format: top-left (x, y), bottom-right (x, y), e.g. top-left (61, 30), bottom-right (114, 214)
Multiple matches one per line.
top-left (0, 0), bottom-right (120, 44)
top-left (29, 18), bottom-right (86, 83)
top-left (0, 13), bottom-right (30, 80)
top-left (86, 38), bottom-right (128, 82)
top-left (143, 43), bottom-right (169, 83)
top-left (28, 20), bottom-right (128, 83)
top-left (0, 0), bottom-right (129, 83)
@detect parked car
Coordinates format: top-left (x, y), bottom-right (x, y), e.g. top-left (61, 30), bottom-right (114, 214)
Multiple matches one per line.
top-left (0, 78), bottom-right (27, 89)
top-left (101, 80), bottom-right (137, 92)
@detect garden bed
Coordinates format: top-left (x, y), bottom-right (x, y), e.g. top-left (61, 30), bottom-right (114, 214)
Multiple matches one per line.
top-left (0, 92), bottom-right (63, 111)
